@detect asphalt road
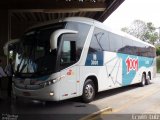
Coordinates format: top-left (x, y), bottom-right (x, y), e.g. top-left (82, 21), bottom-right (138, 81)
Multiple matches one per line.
top-left (0, 74), bottom-right (160, 120)
top-left (89, 74), bottom-right (160, 120)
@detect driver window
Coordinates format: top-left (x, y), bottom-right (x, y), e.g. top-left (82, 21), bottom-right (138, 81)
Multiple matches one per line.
top-left (60, 40), bottom-right (76, 66)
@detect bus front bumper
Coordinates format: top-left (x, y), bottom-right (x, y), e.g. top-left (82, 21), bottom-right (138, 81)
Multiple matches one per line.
top-left (13, 85), bottom-right (60, 101)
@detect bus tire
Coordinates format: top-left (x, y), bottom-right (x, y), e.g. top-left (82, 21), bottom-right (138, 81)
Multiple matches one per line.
top-left (140, 74), bottom-right (146, 87)
top-left (82, 79), bottom-right (95, 103)
top-left (145, 74), bottom-right (151, 85)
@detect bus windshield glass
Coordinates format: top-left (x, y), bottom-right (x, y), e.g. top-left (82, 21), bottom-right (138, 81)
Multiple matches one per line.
top-left (15, 23), bottom-right (66, 77)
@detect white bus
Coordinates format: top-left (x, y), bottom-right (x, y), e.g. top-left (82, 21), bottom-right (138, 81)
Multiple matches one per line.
top-left (7, 17), bottom-right (156, 103)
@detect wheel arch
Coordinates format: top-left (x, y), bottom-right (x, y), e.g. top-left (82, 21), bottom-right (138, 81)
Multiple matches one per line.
top-left (84, 75), bottom-right (98, 94)
top-left (148, 71), bottom-right (151, 80)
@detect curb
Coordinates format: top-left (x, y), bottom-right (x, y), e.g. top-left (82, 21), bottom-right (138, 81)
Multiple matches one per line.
top-left (80, 107), bottom-right (112, 120)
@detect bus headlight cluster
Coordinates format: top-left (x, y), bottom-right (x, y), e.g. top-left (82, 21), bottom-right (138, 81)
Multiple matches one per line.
top-left (39, 79), bottom-right (57, 88)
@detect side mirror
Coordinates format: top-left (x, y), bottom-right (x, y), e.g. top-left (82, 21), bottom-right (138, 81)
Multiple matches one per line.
top-left (3, 39), bottom-right (20, 56)
top-left (50, 29), bottom-right (78, 50)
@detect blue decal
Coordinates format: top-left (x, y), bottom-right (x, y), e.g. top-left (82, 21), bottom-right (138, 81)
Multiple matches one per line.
top-left (85, 52), bottom-right (103, 66)
top-left (117, 53), bottom-right (154, 86)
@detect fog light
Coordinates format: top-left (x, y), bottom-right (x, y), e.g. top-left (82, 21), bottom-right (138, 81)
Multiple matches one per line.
top-left (49, 92), bottom-right (54, 96)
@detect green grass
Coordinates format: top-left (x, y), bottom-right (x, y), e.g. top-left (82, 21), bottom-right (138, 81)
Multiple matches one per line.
top-left (157, 57), bottom-right (160, 73)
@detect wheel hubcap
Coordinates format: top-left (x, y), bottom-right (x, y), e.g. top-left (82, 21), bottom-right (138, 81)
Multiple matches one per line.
top-left (85, 84), bottom-right (94, 99)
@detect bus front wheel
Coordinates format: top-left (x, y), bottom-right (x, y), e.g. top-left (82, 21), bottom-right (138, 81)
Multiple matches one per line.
top-left (82, 79), bottom-right (95, 103)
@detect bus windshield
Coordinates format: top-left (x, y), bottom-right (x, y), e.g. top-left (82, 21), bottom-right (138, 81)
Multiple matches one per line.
top-left (15, 23), bottom-right (66, 77)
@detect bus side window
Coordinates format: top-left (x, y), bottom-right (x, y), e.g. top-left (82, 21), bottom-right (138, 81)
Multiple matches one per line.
top-left (89, 27), bottom-right (109, 53)
top-left (109, 32), bottom-right (123, 52)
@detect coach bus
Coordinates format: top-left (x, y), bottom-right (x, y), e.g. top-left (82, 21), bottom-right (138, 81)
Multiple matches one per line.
top-left (6, 17), bottom-right (156, 103)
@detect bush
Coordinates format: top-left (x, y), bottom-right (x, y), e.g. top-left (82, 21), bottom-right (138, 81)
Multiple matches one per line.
top-left (157, 57), bottom-right (160, 73)
top-left (156, 47), bottom-right (160, 56)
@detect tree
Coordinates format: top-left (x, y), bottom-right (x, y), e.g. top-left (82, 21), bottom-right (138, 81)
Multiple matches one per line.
top-left (144, 22), bottom-right (158, 45)
top-left (121, 20), bottom-right (159, 45)
top-left (121, 20), bottom-right (147, 40)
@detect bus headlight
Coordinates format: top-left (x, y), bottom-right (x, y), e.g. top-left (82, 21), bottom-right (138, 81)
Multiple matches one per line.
top-left (39, 79), bottom-right (58, 88)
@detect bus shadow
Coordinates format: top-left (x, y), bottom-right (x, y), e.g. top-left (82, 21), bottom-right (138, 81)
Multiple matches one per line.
top-left (0, 97), bottom-right (103, 120)
top-left (94, 83), bottom-right (141, 101)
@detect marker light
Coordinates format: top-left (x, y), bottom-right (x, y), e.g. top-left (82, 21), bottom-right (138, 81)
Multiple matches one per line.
top-left (49, 92), bottom-right (54, 96)
top-left (52, 79), bottom-right (57, 83)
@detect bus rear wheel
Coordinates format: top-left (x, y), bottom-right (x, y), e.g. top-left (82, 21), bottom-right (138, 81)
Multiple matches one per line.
top-left (82, 79), bottom-right (95, 103)
top-left (145, 73), bottom-right (151, 85)
top-left (140, 74), bottom-right (146, 87)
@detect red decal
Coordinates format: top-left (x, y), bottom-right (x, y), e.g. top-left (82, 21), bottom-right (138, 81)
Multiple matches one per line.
top-left (126, 57), bottom-right (138, 74)
top-left (67, 69), bottom-right (72, 75)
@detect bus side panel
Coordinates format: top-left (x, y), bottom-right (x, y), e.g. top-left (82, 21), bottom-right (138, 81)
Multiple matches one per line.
top-left (80, 52), bottom-right (155, 95)
top-left (103, 51), bottom-right (123, 88)
top-left (117, 53), bottom-right (155, 86)
top-left (80, 51), bottom-right (123, 94)
top-left (79, 65), bottom-right (114, 95)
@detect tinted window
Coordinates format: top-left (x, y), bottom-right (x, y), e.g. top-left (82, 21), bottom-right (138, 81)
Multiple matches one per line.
top-left (133, 41), bottom-right (145, 56)
top-left (66, 22), bottom-right (91, 60)
top-left (109, 32), bottom-right (123, 52)
top-left (119, 36), bottom-right (156, 58)
top-left (133, 42), bottom-right (156, 58)
top-left (89, 28), bottom-right (109, 53)
top-left (148, 46), bottom-right (156, 58)
top-left (119, 37), bottom-right (134, 54)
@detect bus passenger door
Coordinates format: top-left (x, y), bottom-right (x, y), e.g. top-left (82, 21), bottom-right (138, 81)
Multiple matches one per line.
top-left (59, 40), bottom-right (79, 100)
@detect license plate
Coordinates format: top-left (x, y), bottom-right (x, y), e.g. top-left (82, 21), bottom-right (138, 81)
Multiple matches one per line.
top-left (23, 92), bottom-right (31, 96)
